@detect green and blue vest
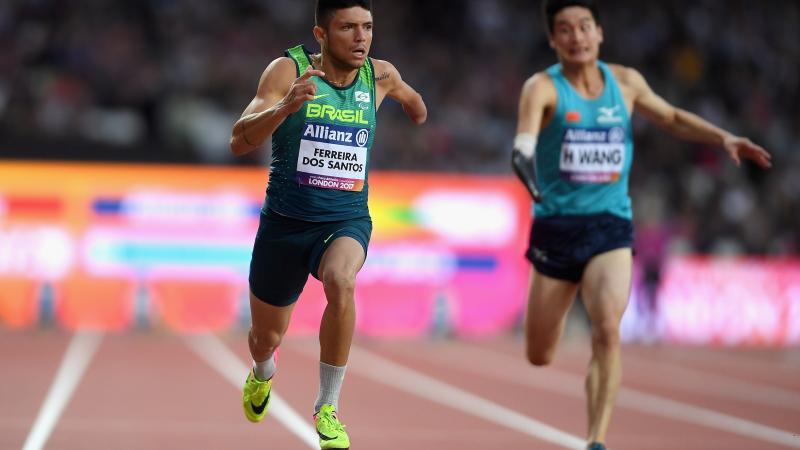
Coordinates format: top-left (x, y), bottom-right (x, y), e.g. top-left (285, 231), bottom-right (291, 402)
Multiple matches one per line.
top-left (265, 45), bottom-right (376, 221)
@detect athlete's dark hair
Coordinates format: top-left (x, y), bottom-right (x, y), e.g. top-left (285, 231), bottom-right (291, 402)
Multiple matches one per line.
top-left (315, 0), bottom-right (372, 28)
top-left (542, 0), bottom-right (601, 35)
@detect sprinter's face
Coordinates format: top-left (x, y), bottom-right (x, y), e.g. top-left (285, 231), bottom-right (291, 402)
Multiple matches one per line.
top-left (315, 7), bottom-right (373, 70)
top-left (549, 6), bottom-right (603, 65)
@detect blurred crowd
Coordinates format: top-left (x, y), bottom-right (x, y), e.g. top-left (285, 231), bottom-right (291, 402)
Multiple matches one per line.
top-left (1, 0), bottom-right (798, 257)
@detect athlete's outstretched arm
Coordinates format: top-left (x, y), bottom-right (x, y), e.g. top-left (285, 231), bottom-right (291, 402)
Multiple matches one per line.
top-left (372, 59), bottom-right (426, 124)
top-left (230, 59), bottom-right (325, 156)
top-left (513, 74), bottom-right (556, 201)
top-left (627, 67), bottom-right (772, 168)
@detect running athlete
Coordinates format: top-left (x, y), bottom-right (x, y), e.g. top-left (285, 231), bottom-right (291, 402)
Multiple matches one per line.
top-left (230, 1), bottom-right (426, 448)
top-left (511, 1), bottom-right (771, 449)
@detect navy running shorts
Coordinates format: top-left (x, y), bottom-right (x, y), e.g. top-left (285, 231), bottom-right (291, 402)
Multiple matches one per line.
top-left (526, 213), bottom-right (634, 283)
top-left (249, 208), bottom-right (372, 307)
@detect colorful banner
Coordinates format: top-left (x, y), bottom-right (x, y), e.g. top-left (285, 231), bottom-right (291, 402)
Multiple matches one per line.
top-left (4, 162), bottom-right (794, 346)
top-left (0, 161), bottom-right (532, 336)
top-left (657, 256), bottom-right (800, 346)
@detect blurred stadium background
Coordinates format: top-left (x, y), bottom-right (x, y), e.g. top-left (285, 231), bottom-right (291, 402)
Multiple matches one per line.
top-left (1, 0), bottom-right (799, 345)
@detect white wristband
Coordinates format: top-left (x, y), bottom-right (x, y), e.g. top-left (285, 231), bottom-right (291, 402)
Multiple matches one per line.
top-left (514, 133), bottom-right (537, 158)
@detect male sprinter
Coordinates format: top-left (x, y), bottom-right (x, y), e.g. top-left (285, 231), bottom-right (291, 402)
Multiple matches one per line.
top-left (512, 1), bottom-right (771, 449)
top-left (230, 1), bottom-right (426, 448)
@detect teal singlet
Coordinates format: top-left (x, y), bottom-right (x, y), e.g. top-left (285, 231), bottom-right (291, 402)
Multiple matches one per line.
top-left (265, 45), bottom-right (376, 221)
top-left (534, 62), bottom-right (633, 220)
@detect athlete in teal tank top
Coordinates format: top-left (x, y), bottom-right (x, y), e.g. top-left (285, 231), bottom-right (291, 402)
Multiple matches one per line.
top-left (228, 2), bottom-right (427, 447)
top-left (511, 2), bottom-right (771, 449)
top-left (267, 44), bottom-right (377, 221)
top-left (534, 61), bottom-right (633, 220)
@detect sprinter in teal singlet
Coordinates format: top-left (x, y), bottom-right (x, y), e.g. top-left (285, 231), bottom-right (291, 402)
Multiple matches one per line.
top-left (511, 2), bottom-right (771, 449)
top-left (229, 1), bottom-right (426, 448)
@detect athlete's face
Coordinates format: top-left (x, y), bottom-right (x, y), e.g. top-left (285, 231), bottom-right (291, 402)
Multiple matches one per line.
top-left (549, 6), bottom-right (603, 65)
top-left (314, 7), bottom-right (373, 71)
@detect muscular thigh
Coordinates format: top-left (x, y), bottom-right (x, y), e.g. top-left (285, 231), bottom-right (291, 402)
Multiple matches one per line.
top-left (580, 248), bottom-right (632, 324)
top-left (526, 269), bottom-right (579, 340)
top-left (249, 289), bottom-right (296, 335)
top-left (317, 236), bottom-right (367, 281)
top-left (312, 216), bottom-right (372, 280)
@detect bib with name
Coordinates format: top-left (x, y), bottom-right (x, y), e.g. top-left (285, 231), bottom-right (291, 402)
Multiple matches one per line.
top-left (560, 126), bottom-right (626, 183)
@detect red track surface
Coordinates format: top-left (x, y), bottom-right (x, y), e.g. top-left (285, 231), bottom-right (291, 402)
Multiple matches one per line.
top-left (2, 328), bottom-right (799, 450)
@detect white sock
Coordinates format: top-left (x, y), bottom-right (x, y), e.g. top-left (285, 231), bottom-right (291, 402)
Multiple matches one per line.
top-left (253, 353), bottom-right (276, 381)
top-left (314, 362), bottom-right (347, 413)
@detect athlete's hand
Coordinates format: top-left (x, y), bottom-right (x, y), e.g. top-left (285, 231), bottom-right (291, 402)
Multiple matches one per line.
top-left (511, 149), bottom-right (543, 202)
top-left (723, 135), bottom-right (772, 169)
top-left (282, 66), bottom-right (325, 114)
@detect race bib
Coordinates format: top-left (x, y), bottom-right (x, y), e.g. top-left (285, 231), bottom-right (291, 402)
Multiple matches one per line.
top-left (560, 127), bottom-right (625, 183)
top-left (296, 122), bottom-right (369, 191)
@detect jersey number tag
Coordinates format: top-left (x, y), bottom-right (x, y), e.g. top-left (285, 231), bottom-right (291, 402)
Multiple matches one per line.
top-left (296, 122), bottom-right (369, 192)
top-left (559, 127), bottom-right (625, 183)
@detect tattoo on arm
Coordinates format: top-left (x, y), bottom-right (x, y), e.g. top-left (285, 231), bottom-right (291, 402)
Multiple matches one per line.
top-left (376, 72), bottom-right (390, 81)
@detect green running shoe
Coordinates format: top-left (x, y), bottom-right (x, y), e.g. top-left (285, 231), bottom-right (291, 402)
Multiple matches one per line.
top-left (314, 404), bottom-right (350, 449)
top-left (242, 370), bottom-right (272, 423)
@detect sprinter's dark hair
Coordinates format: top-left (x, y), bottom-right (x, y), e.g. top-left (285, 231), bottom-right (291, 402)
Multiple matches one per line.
top-left (543, 0), bottom-right (600, 35)
top-left (316, 0), bottom-right (372, 28)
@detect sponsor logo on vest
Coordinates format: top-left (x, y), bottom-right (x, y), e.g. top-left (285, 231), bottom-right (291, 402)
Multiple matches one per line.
top-left (355, 129), bottom-right (369, 147)
top-left (565, 128), bottom-right (609, 142)
top-left (564, 127), bottom-right (625, 143)
top-left (597, 105), bottom-right (623, 124)
top-left (608, 126), bottom-right (625, 143)
top-left (304, 123), bottom-right (353, 144)
top-left (302, 123), bottom-right (370, 147)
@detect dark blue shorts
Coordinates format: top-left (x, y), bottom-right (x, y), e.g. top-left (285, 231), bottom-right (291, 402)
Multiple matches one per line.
top-left (526, 213), bottom-right (634, 283)
top-left (249, 209), bottom-right (372, 307)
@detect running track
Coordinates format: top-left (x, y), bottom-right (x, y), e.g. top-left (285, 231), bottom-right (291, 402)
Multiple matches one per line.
top-left (2, 329), bottom-right (799, 450)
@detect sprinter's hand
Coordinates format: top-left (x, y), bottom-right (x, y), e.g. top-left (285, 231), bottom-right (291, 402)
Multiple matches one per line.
top-left (282, 66), bottom-right (326, 114)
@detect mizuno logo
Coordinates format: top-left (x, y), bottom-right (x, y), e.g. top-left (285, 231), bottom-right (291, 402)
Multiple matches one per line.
top-left (598, 106), bottom-right (619, 116)
top-left (251, 392), bottom-right (270, 415)
top-left (597, 105), bottom-right (623, 124)
top-left (313, 94), bottom-right (330, 100)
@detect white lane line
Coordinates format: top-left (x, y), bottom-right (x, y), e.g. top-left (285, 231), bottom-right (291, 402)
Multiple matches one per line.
top-left (451, 343), bottom-right (800, 449)
top-left (348, 346), bottom-right (586, 450)
top-left (617, 387), bottom-right (800, 448)
top-left (22, 331), bottom-right (103, 450)
top-left (183, 334), bottom-right (318, 449)
top-left (625, 358), bottom-right (800, 411)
